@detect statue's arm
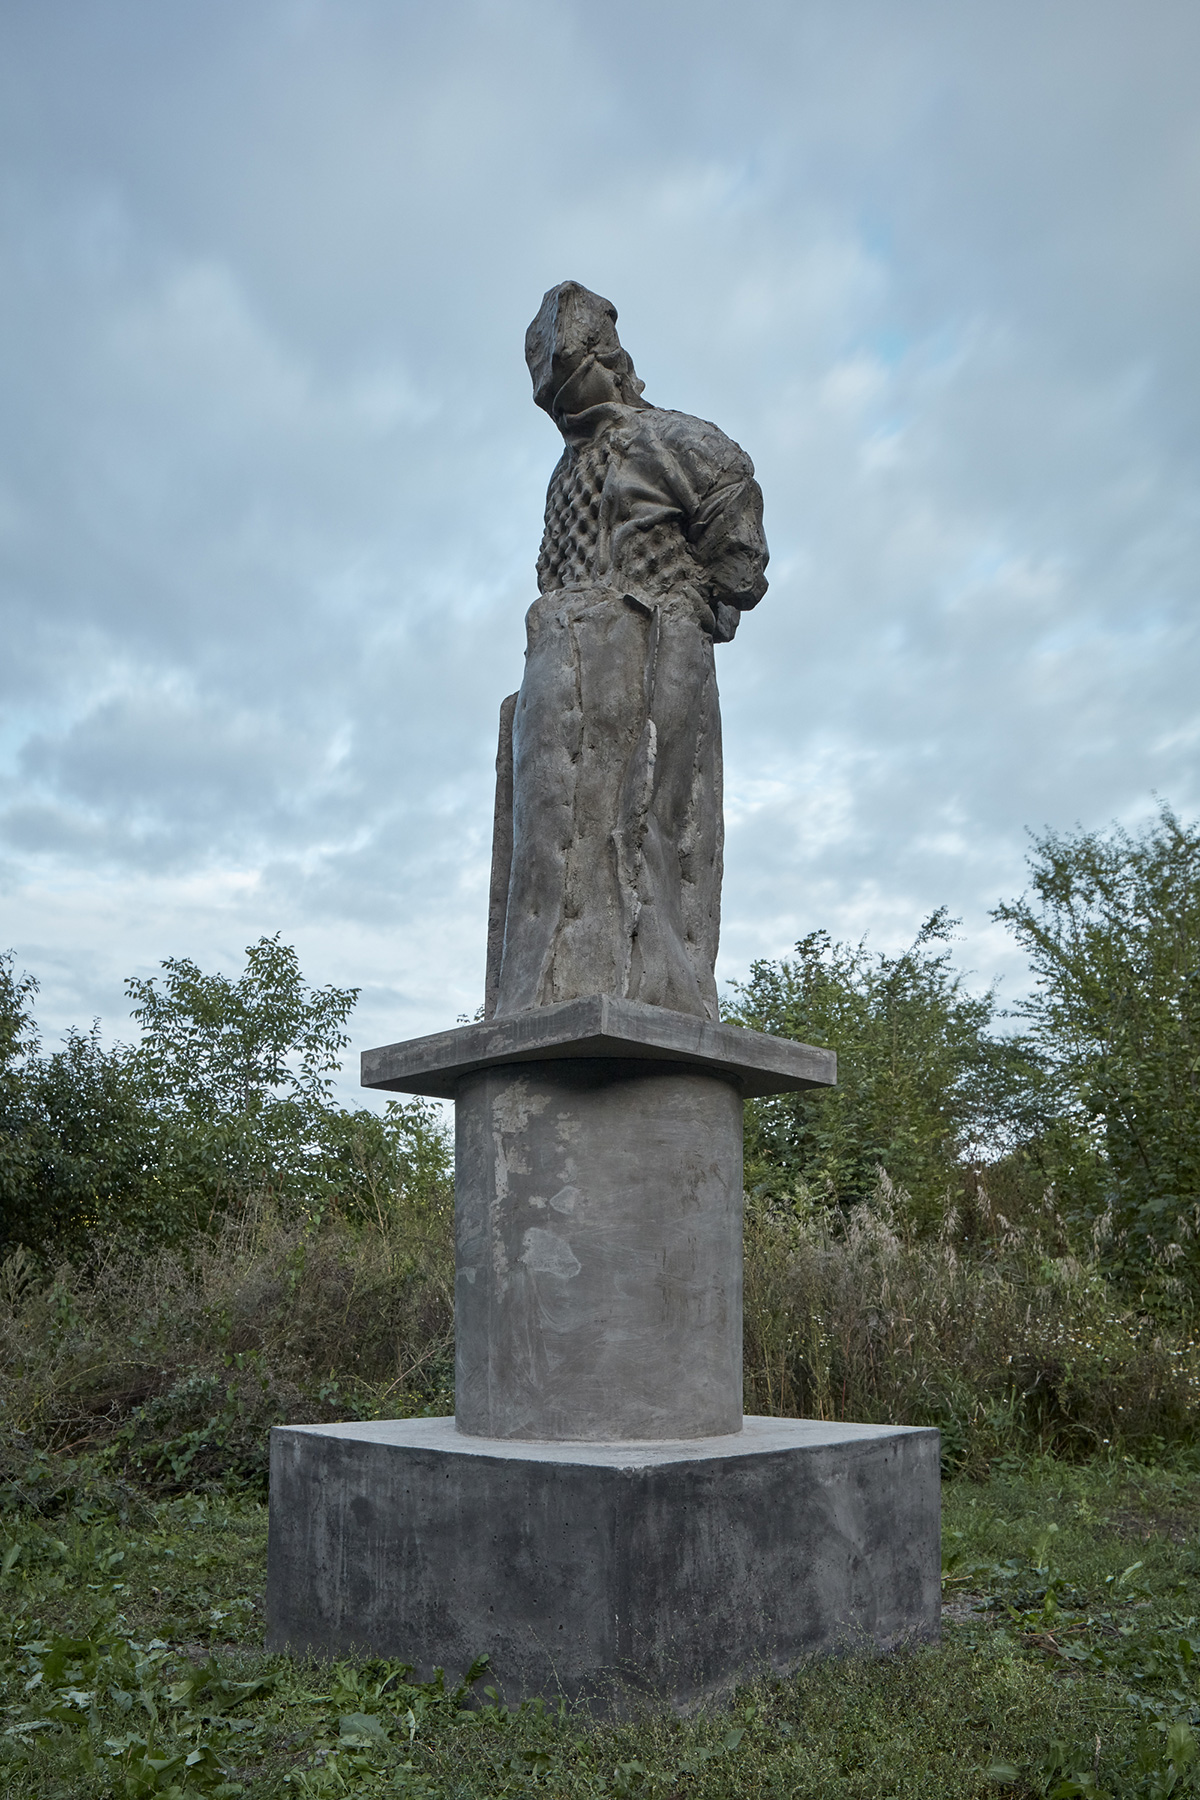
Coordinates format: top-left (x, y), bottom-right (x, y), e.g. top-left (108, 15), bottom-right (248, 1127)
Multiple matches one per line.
top-left (650, 412), bottom-right (769, 621)
top-left (687, 460), bottom-right (769, 611)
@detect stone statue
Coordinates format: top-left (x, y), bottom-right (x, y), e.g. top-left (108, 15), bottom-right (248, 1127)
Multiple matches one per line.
top-left (274, 285), bottom-right (929, 1706)
top-left (486, 281), bottom-right (769, 1022)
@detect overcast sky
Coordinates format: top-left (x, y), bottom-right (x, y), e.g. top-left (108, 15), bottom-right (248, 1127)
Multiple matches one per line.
top-left (2, 0), bottom-right (1198, 1102)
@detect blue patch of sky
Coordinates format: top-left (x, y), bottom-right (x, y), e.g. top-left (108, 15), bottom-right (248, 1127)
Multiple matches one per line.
top-left (0, 703), bottom-right (72, 778)
top-left (864, 326), bottom-right (909, 368)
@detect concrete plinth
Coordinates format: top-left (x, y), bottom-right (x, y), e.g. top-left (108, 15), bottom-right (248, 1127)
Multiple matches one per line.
top-left (362, 1000), bottom-right (836, 1445)
top-left (360, 994), bottom-right (837, 1101)
top-left (455, 1059), bottom-right (743, 1440)
top-left (266, 1416), bottom-right (940, 1709)
top-left (263, 1002), bottom-right (930, 1703)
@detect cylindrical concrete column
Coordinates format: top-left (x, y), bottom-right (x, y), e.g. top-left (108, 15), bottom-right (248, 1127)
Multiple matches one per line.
top-left (453, 1058), bottom-right (743, 1441)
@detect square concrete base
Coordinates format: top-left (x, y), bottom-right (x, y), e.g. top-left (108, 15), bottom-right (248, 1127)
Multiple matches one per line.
top-left (266, 1416), bottom-right (940, 1708)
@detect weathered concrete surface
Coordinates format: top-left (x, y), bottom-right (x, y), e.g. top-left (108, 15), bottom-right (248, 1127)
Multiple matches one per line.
top-left (361, 1002), bottom-right (832, 1441)
top-left (455, 1060), bottom-right (743, 1441)
top-left (494, 579), bottom-right (727, 1020)
top-left (265, 1416), bottom-right (941, 1709)
top-left (361, 994), bottom-right (835, 1101)
top-left (484, 691), bottom-right (518, 1022)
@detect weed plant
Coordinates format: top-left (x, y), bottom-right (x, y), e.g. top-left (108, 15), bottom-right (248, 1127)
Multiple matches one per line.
top-left (0, 1192), bottom-right (454, 1492)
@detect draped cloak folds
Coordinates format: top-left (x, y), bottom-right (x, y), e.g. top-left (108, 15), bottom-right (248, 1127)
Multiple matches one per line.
top-left (486, 398), bottom-right (768, 1022)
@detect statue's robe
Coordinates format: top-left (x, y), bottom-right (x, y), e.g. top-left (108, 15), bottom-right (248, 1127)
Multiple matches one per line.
top-left (486, 398), bottom-right (768, 1022)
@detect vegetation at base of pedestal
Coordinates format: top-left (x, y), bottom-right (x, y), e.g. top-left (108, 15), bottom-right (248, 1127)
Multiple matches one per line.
top-left (0, 935), bottom-right (456, 1490)
top-left (0, 1191), bottom-right (455, 1494)
top-left (740, 1171), bottom-right (1200, 1469)
top-left (729, 806), bottom-right (1200, 1469)
top-left (2, 1452), bottom-right (1200, 1797)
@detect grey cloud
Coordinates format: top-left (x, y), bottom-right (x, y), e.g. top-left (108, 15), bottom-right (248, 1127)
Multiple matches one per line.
top-left (2, 0), bottom-right (1198, 1082)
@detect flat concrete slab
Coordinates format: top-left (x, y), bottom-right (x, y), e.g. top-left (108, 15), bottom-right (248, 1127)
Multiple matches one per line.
top-left (360, 994), bottom-right (836, 1100)
top-left (266, 1415), bottom-right (940, 1709)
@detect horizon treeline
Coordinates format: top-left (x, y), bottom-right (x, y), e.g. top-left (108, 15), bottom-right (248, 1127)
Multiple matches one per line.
top-left (3, 804), bottom-right (1199, 1300)
top-left (0, 932), bottom-right (450, 1267)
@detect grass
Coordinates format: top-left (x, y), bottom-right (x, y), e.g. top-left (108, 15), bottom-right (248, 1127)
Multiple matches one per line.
top-left (2, 1451), bottom-right (1200, 1797)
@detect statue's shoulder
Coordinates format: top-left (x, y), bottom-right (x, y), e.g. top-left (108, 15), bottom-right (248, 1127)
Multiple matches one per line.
top-left (627, 406), bottom-right (756, 485)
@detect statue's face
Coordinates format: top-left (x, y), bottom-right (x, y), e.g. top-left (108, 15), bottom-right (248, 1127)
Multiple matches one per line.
top-left (526, 281), bottom-right (625, 415)
top-left (524, 321), bottom-right (574, 414)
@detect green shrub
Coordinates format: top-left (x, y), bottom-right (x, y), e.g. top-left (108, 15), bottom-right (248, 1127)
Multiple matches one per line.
top-left (0, 1171), bottom-right (454, 1491)
top-left (4, 1162), bottom-right (1196, 1489)
top-left (725, 912), bottom-right (1047, 1230)
top-left (994, 805), bottom-right (1200, 1279)
top-left (0, 938), bottom-right (452, 1264)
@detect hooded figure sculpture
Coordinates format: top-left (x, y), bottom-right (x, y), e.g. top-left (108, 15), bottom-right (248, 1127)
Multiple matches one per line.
top-left (485, 282), bottom-right (768, 1022)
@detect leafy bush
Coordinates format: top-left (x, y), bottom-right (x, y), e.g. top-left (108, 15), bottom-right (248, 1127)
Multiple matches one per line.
top-left (0, 937), bottom-right (446, 1264)
top-left (4, 1163), bottom-right (1196, 1488)
top-left (0, 1134), bottom-right (454, 1491)
top-left (0, 990), bottom-right (165, 1264)
top-left (725, 911), bottom-right (1047, 1229)
top-left (995, 805), bottom-right (1200, 1280)
top-left (3, 817), bottom-right (1199, 1487)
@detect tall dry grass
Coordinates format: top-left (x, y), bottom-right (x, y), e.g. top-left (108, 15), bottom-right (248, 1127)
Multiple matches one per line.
top-left (2, 1169), bottom-right (1197, 1493)
top-left (744, 1174), bottom-right (1200, 1468)
top-left (0, 1191), bottom-right (453, 1490)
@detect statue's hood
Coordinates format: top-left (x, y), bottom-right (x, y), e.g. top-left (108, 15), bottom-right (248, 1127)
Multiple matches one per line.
top-left (526, 280), bottom-right (645, 419)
